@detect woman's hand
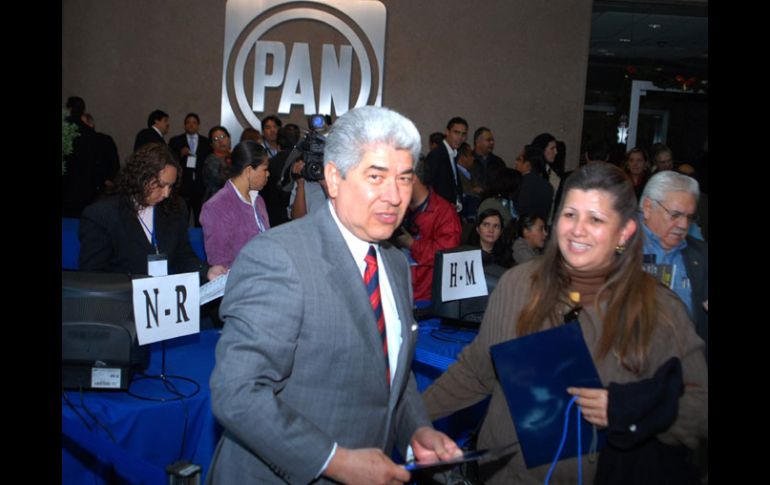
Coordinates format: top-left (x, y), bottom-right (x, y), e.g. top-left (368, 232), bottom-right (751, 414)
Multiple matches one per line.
top-left (207, 264), bottom-right (228, 281)
top-left (567, 387), bottom-right (608, 428)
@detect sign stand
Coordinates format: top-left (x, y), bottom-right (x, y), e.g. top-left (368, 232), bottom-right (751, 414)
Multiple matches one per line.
top-left (126, 272), bottom-right (203, 401)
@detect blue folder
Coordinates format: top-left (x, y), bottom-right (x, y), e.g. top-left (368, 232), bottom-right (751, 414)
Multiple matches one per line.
top-left (490, 321), bottom-right (605, 468)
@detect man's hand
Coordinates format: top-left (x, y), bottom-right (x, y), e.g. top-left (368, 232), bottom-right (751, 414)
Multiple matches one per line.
top-left (410, 426), bottom-right (462, 465)
top-left (181, 147), bottom-right (191, 157)
top-left (394, 229), bottom-right (414, 249)
top-left (291, 159), bottom-right (305, 177)
top-left (324, 446), bottom-right (410, 485)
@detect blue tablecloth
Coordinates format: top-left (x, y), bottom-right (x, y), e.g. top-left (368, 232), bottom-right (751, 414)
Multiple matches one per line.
top-left (412, 318), bottom-right (489, 447)
top-left (62, 319), bottom-right (486, 484)
top-left (62, 330), bottom-right (222, 485)
top-left (413, 318), bottom-right (478, 392)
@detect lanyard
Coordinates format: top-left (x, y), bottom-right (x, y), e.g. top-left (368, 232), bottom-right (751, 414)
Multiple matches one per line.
top-left (254, 203), bottom-right (266, 233)
top-left (138, 207), bottom-right (159, 254)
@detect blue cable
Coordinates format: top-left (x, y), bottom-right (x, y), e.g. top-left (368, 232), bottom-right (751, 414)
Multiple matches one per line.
top-left (544, 396), bottom-right (583, 485)
top-left (577, 399), bottom-right (582, 484)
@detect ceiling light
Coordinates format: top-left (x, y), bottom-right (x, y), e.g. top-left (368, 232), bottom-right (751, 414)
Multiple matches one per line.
top-left (619, 38), bottom-right (631, 43)
top-left (648, 23), bottom-right (662, 29)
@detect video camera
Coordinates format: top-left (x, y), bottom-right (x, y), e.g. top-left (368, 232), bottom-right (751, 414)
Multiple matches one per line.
top-left (294, 114), bottom-right (331, 182)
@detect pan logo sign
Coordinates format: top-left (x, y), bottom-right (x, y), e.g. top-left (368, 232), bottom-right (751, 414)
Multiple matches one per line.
top-left (220, 0), bottom-right (386, 139)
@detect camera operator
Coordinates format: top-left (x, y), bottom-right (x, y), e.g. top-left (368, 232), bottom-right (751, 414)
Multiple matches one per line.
top-left (280, 114), bottom-right (332, 220)
top-left (261, 123), bottom-right (300, 227)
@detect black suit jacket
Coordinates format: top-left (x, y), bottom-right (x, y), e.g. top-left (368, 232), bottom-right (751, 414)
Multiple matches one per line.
top-left (133, 127), bottom-right (166, 152)
top-left (168, 133), bottom-right (211, 199)
top-left (424, 144), bottom-right (462, 207)
top-left (682, 236), bottom-right (708, 360)
top-left (94, 132), bottom-right (120, 191)
top-left (472, 152), bottom-right (506, 191)
top-left (79, 195), bottom-right (207, 282)
top-left (517, 171), bottom-right (554, 221)
top-left (260, 150), bottom-right (292, 227)
top-left (62, 119), bottom-right (100, 217)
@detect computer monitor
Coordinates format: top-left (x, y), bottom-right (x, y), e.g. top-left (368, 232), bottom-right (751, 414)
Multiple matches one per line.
top-left (62, 271), bottom-right (150, 390)
top-left (429, 247), bottom-right (506, 327)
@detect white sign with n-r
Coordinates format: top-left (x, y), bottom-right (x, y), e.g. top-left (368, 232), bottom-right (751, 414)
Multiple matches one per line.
top-left (132, 272), bottom-right (200, 345)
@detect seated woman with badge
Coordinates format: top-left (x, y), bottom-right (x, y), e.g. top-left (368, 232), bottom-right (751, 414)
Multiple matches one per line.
top-left (422, 163), bottom-right (707, 484)
top-left (79, 142), bottom-right (227, 283)
top-left (199, 140), bottom-right (271, 269)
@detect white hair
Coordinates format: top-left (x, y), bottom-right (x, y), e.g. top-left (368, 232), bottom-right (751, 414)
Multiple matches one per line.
top-left (324, 106), bottom-right (421, 177)
top-left (639, 170), bottom-right (700, 209)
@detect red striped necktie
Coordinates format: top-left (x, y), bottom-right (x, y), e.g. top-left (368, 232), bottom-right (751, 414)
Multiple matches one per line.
top-left (364, 245), bottom-right (390, 385)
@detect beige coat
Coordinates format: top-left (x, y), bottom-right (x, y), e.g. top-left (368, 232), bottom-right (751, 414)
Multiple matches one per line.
top-left (422, 260), bottom-right (708, 484)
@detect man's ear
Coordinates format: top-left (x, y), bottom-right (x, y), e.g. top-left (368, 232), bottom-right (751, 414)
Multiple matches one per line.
top-left (641, 197), bottom-right (653, 222)
top-left (324, 162), bottom-right (340, 198)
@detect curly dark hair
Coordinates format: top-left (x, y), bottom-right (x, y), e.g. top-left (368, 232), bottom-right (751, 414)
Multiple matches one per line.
top-left (115, 143), bottom-right (182, 216)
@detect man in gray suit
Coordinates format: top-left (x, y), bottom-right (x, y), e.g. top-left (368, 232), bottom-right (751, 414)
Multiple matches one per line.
top-left (207, 106), bottom-right (460, 484)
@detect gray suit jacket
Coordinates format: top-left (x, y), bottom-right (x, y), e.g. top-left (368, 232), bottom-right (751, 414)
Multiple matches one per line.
top-left (207, 203), bottom-right (431, 484)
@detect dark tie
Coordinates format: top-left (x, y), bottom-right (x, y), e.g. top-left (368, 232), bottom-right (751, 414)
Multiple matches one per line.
top-left (364, 245), bottom-right (390, 385)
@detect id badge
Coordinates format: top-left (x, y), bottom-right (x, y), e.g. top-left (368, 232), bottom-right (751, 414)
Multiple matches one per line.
top-left (147, 253), bottom-right (168, 277)
top-left (186, 155), bottom-right (197, 168)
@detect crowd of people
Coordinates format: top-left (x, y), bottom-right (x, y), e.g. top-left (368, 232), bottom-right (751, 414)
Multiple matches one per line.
top-left (63, 98), bottom-right (708, 484)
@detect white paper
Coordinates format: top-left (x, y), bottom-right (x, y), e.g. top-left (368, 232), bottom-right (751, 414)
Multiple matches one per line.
top-left (186, 155), bottom-right (197, 168)
top-left (440, 249), bottom-right (488, 302)
top-left (147, 258), bottom-right (168, 277)
top-left (200, 272), bottom-right (229, 306)
top-left (91, 367), bottom-right (122, 389)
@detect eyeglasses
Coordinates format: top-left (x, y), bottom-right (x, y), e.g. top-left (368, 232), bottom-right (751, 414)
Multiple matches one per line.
top-left (212, 134), bottom-right (229, 141)
top-left (653, 199), bottom-right (696, 224)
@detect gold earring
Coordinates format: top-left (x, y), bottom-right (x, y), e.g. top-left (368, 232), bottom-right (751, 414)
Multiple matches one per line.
top-left (615, 242), bottom-right (626, 255)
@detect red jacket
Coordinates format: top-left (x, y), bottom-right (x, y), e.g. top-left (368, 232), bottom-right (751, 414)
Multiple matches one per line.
top-left (408, 190), bottom-right (462, 302)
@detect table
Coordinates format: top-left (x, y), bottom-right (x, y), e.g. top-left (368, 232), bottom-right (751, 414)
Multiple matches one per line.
top-left (412, 318), bottom-right (490, 447)
top-left (62, 319), bottom-right (485, 484)
top-left (413, 319), bottom-right (478, 392)
top-left (62, 330), bottom-right (222, 484)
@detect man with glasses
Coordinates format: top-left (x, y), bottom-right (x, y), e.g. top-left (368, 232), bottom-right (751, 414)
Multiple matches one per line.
top-left (640, 170), bottom-right (708, 360)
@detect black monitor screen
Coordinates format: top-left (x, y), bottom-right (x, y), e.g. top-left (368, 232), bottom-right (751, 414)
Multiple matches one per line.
top-left (62, 271), bottom-right (149, 369)
top-left (62, 271), bottom-right (135, 324)
top-left (429, 248), bottom-right (506, 327)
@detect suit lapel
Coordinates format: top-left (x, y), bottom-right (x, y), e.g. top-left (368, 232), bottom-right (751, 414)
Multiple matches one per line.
top-left (380, 246), bottom-right (416, 410)
top-left (315, 207), bottom-right (391, 385)
top-left (124, 204), bottom-right (155, 256)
